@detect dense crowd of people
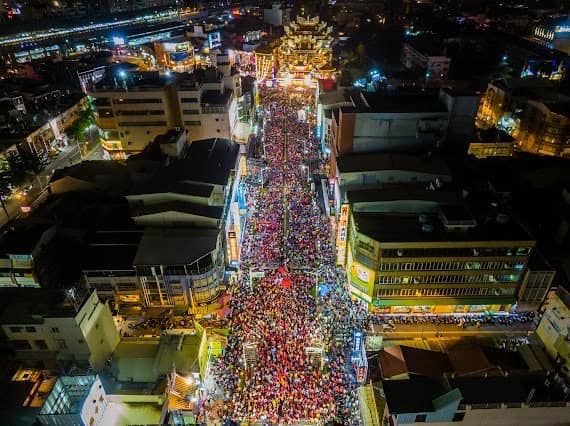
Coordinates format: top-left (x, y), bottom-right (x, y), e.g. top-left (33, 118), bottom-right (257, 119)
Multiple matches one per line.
top-left (214, 85), bottom-right (361, 424)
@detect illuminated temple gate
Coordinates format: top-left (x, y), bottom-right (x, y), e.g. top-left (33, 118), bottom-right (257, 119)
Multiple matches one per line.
top-left (254, 15), bottom-right (336, 85)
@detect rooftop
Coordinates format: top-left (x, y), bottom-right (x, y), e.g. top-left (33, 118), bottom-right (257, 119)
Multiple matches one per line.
top-left (405, 37), bottom-right (447, 57)
top-left (360, 92), bottom-right (447, 113)
top-left (337, 153), bottom-right (450, 176)
top-left (346, 187), bottom-right (460, 205)
top-left (130, 200), bottom-right (222, 221)
top-left (379, 345), bottom-right (452, 379)
top-left (352, 209), bottom-right (533, 243)
top-left (0, 289), bottom-right (75, 324)
top-left (451, 374), bottom-right (568, 405)
top-left (201, 89), bottom-right (233, 105)
top-left (129, 181), bottom-right (214, 198)
top-left (133, 228), bottom-right (219, 266)
top-left (381, 377), bottom-right (450, 414)
top-left (166, 138), bottom-right (239, 186)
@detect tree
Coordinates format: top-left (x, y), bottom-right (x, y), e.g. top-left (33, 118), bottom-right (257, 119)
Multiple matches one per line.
top-left (0, 173), bottom-right (11, 217)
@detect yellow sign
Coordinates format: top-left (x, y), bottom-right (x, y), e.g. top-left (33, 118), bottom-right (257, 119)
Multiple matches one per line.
top-left (336, 204), bottom-right (350, 266)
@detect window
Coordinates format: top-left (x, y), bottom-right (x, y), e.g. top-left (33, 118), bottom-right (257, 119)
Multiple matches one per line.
top-left (180, 97), bottom-right (199, 103)
top-left (184, 120), bottom-right (201, 126)
top-left (34, 340), bottom-right (48, 350)
top-left (453, 412), bottom-right (465, 422)
top-left (77, 339), bottom-right (85, 345)
top-left (51, 327), bottom-right (60, 333)
top-left (12, 340), bottom-right (32, 350)
top-left (56, 339), bottom-right (67, 349)
top-left (415, 414), bottom-right (427, 422)
top-left (183, 109), bottom-right (200, 115)
top-left (25, 326), bottom-right (36, 333)
top-left (118, 121), bottom-right (166, 127)
top-left (9, 326), bottom-right (23, 333)
top-left (113, 98), bottom-right (162, 104)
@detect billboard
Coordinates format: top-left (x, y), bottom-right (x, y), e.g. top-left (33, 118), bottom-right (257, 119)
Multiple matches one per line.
top-left (208, 31), bottom-right (222, 49)
top-left (336, 204), bottom-right (350, 266)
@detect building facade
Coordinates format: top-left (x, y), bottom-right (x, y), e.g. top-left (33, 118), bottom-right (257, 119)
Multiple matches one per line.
top-left (1, 290), bottom-right (120, 371)
top-left (92, 69), bottom-right (241, 159)
top-left (339, 206), bottom-right (534, 313)
top-left (401, 41), bottom-right (451, 85)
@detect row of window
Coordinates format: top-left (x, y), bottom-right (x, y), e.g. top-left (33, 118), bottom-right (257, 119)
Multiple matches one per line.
top-left (184, 120), bottom-right (201, 126)
top-left (118, 121), bottom-right (166, 127)
top-left (11, 338), bottom-right (87, 350)
top-left (381, 247), bottom-right (531, 258)
top-left (378, 260), bottom-right (526, 272)
top-left (116, 110), bottom-right (164, 116)
top-left (180, 97), bottom-right (199, 103)
top-left (376, 286), bottom-right (516, 298)
top-left (202, 105), bottom-right (226, 114)
top-left (113, 98), bottom-right (162, 104)
top-left (376, 273), bottom-right (521, 285)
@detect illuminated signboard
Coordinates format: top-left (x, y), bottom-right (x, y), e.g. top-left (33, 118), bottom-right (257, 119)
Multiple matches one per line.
top-left (228, 231), bottom-right (239, 262)
top-left (356, 265), bottom-right (369, 283)
top-left (336, 204), bottom-right (350, 266)
top-left (555, 26), bottom-right (570, 33)
top-left (351, 330), bottom-right (368, 384)
top-left (208, 31), bottom-right (222, 49)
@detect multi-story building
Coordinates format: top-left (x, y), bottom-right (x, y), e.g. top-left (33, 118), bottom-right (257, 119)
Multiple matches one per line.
top-left (92, 68), bottom-right (241, 159)
top-left (518, 99), bottom-right (570, 157)
top-left (0, 89), bottom-right (88, 162)
top-left (263, 3), bottom-right (291, 27)
top-left (467, 128), bottom-right (515, 158)
top-left (339, 202), bottom-right (535, 313)
top-left (531, 18), bottom-right (570, 55)
top-left (536, 287), bottom-right (569, 375)
top-left (401, 39), bottom-right (451, 85)
top-left (329, 92), bottom-right (449, 173)
top-left (380, 366), bottom-right (570, 425)
top-left (106, 0), bottom-right (180, 14)
top-left (0, 289), bottom-right (120, 370)
top-left (81, 136), bottom-right (244, 309)
top-left (154, 41), bottom-right (195, 73)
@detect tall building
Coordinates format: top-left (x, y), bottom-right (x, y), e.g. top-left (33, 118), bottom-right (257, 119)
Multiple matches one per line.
top-left (0, 290), bottom-right (119, 370)
top-left (476, 78), bottom-right (570, 158)
top-left (328, 92), bottom-right (449, 169)
top-left (401, 38), bottom-right (451, 86)
top-left (536, 287), bottom-right (569, 373)
top-left (91, 68), bottom-right (241, 159)
top-left (531, 18), bottom-right (570, 55)
top-left (338, 199), bottom-right (534, 314)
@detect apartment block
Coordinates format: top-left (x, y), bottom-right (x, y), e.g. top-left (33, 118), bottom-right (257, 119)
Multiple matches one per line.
top-left (0, 290), bottom-right (119, 371)
top-left (91, 69), bottom-right (241, 159)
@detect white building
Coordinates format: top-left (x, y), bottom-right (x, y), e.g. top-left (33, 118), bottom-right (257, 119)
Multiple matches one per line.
top-left (536, 287), bottom-right (570, 373)
top-left (1, 290), bottom-right (119, 371)
top-left (263, 3), bottom-right (290, 27)
top-left (92, 68), bottom-right (241, 159)
top-left (401, 40), bottom-right (451, 84)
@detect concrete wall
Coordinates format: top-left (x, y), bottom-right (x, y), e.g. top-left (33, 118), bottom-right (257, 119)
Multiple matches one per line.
top-left (76, 291), bottom-right (120, 371)
top-left (352, 112), bottom-right (448, 153)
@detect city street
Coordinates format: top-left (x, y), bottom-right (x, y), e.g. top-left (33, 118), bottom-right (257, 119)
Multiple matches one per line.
top-left (0, 142), bottom-right (103, 227)
top-left (210, 86), bottom-right (361, 424)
